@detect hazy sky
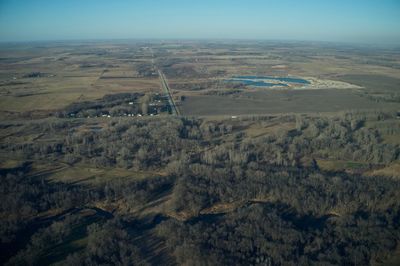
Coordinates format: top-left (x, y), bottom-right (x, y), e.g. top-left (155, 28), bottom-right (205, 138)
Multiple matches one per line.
top-left (1, 0), bottom-right (399, 44)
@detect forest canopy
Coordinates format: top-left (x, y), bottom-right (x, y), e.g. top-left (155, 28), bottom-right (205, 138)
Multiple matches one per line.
top-left (0, 111), bottom-right (399, 265)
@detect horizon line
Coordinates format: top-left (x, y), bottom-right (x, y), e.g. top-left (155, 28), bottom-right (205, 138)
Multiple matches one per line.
top-left (1, 37), bottom-right (399, 48)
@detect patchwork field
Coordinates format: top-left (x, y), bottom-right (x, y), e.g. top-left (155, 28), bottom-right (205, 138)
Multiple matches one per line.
top-left (1, 41), bottom-right (399, 119)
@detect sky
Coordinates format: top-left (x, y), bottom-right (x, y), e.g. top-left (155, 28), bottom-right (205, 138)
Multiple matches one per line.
top-left (0, 0), bottom-right (399, 44)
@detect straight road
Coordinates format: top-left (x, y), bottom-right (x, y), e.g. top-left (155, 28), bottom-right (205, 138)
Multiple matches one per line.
top-left (150, 48), bottom-right (180, 116)
top-left (158, 69), bottom-right (180, 116)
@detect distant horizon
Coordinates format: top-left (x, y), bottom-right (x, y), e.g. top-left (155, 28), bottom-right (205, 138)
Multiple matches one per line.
top-left (1, 37), bottom-right (399, 49)
top-left (1, 0), bottom-right (399, 45)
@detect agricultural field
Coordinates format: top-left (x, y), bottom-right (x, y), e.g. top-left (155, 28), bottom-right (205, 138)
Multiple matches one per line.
top-left (0, 42), bottom-right (160, 117)
top-left (1, 41), bottom-right (400, 119)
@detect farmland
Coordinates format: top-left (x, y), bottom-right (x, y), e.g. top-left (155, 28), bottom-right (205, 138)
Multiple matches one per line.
top-left (1, 41), bottom-right (400, 119)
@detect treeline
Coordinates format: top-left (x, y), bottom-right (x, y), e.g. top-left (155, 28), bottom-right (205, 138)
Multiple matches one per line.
top-left (5, 111), bottom-right (397, 172)
top-left (58, 93), bottom-right (144, 118)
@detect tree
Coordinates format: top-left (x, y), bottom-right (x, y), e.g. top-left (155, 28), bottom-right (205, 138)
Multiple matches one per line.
top-left (311, 158), bottom-right (319, 170)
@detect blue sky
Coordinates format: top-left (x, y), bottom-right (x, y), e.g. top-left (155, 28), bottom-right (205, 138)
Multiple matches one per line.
top-left (0, 0), bottom-right (399, 44)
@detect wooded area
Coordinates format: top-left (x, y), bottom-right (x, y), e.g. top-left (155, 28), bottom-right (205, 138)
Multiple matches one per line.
top-left (1, 110), bottom-right (399, 265)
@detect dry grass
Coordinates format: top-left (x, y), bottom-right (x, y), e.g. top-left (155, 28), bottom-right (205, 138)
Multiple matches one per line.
top-left (245, 122), bottom-right (296, 138)
top-left (316, 159), bottom-right (368, 172)
top-left (47, 163), bottom-right (166, 185)
top-left (0, 159), bottom-right (22, 169)
top-left (200, 202), bottom-right (239, 215)
top-left (365, 163), bottom-right (400, 179)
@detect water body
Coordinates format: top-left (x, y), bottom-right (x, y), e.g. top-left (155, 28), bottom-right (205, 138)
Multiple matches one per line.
top-left (233, 80), bottom-right (289, 87)
top-left (228, 75), bottom-right (310, 87)
top-left (234, 76), bottom-right (310, 84)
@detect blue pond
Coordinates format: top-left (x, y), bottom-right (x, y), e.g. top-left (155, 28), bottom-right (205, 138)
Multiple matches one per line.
top-left (229, 75), bottom-right (310, 87)
top-left (234, 80), bottom-right (288, 87)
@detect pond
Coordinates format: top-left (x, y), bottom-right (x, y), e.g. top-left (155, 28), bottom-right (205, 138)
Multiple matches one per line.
top-left (228, 75), bottom-right (310, 87)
